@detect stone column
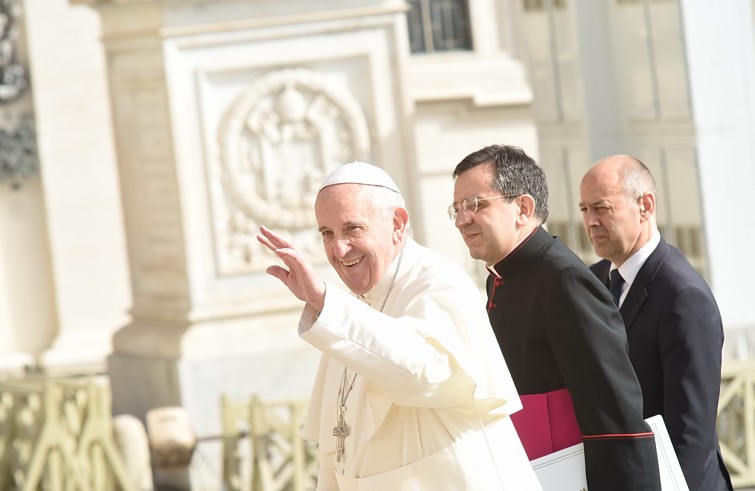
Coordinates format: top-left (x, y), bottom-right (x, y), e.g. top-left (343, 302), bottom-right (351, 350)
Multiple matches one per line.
top-left (1, 0), bottom-right (48, 373)
top-left (22, 0), bottom-right (132, 375)
top-left (3, 0), bottom-right (128, 375)
top-left (74, 0), bottom-right (414, 487)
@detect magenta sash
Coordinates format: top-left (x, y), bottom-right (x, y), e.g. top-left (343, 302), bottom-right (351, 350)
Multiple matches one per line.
top-left (509, 388), bottom-right (582, 460)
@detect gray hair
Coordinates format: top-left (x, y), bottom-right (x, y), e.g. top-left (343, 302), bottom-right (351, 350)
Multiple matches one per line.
top-left (360, 185), bottom-right (413, 233)
top-left (621, 157), bottom-right (657, 201)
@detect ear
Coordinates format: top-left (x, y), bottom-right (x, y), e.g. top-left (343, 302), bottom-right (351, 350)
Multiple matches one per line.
top-left (516, 194), bottom-right (537, 224)
top-left (392, 207), bottom-right (410, 242)
top-left (639, 193), bottom-right (655, 221)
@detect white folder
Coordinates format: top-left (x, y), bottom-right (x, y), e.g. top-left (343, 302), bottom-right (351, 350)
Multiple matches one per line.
top-left (530, 414), bottom-right (689, 490)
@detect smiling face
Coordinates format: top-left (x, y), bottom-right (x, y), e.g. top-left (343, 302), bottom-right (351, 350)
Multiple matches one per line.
top-left (453, 163), bottom-right (526, 265)
top-left (315, 184), bottom-right (407, 295)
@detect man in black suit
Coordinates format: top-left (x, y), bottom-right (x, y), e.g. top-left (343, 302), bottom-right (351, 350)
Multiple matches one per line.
top-left (579, 154), bottom-right (733, 491)
top-left (451, 145), bottom-right (661, 491)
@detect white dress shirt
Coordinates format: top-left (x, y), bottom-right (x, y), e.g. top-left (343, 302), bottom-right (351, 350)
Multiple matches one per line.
top-left (611, 231), bottom-right (661, 307)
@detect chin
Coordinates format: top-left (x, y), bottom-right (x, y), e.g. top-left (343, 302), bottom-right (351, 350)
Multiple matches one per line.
top-left (467, 249), bottom-right (484, 261)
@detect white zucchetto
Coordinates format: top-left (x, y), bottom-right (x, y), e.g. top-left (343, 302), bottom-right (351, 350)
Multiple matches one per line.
top-left (318, 161), bottom-right (401, 194)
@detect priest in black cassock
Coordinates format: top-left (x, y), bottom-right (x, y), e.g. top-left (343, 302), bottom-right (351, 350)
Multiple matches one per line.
top-left (450, 144), bottom-right (661, 491)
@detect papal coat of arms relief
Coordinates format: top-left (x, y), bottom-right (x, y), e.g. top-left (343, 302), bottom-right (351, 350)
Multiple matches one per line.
top-left (215, 68), bottom-right (372, 275)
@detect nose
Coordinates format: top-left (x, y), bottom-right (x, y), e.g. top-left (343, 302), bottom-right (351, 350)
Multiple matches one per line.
top-left (454, 208), bottom-right (472, 228)
top-left (582, 209), bottom-right (599, 228)
top-left (333, 237), bottom-right (352, 258)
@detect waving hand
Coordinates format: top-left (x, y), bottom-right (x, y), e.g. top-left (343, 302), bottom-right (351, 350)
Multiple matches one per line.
top-left (257, 225), bottom-right (325, 311)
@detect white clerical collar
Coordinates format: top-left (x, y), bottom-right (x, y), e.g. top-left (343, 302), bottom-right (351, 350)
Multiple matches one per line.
top-left (612, 229), bottom-right (661, 291)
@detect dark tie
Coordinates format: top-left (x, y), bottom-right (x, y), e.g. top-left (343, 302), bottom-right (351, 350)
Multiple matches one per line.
top-left (609, 269), bottom-right (625, 306)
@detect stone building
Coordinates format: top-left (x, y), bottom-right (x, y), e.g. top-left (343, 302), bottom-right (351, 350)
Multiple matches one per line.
top-left (1, 0), bottom-right (754, 487)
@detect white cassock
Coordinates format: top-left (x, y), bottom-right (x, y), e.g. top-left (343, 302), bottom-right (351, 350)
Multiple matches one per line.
top-left (299, 239), bottom-right (542, 491)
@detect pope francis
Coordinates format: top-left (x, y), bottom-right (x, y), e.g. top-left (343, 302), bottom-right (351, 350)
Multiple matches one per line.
top-left (257, 162), bottom-right (541, 490)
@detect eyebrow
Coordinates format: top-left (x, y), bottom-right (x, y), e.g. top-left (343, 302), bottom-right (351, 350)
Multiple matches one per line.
top-left (580, 199), bottom-right (610, 207)
top-left (318, 221), bottom-right (363, 233)
top-left (341, 221), bottom-right (365, 230)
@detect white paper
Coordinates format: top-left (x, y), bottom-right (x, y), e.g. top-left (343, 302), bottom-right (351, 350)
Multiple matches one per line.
top-left (530, 443), bottom-right (587, 491)
top-left (530, 414), bottom-right (689, 490)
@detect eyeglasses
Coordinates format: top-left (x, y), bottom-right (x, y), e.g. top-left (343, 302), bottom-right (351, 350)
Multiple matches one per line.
top-left (447, 195), bottom-right (518, 220)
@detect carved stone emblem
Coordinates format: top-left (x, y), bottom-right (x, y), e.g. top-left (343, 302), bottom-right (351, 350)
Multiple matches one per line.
top-left (0, 113), bottom-right (37, 188)
top-left (0, 0), bottom-right (36, 188)
top-left (0, 0), bottom-right (27, 104)
top-left (216, 68), bottom-right (372, 273)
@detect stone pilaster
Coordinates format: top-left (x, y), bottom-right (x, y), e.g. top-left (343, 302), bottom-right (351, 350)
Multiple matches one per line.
top-left (76, 1), bottom-right (415, 488)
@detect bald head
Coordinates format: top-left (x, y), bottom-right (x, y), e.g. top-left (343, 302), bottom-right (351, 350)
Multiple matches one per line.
top-left (579, 155), bottom-right (657, 266)
top-left (586, 155), bottom-right (657, 202)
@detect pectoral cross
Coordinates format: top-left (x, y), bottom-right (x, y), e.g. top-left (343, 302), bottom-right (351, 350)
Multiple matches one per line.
top-left (332, 414), bottom-right (351, 462)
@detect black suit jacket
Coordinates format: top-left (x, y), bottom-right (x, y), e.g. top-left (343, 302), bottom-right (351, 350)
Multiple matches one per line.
top-left (591, 236), bottom-right (733, 491)
top-left (490, 227), bottom-right (661, 491)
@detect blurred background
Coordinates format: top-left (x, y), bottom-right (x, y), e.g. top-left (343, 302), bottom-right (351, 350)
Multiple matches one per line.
top-left (1, 0), bottom-right (754, 489)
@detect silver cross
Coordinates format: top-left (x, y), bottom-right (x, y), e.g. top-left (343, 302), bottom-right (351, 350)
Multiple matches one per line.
top-left (332, 414), bottom-right (351, 462)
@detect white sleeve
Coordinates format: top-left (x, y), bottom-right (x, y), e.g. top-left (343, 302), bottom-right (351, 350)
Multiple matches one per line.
top-left (300, 284), bottom-right (475, 407)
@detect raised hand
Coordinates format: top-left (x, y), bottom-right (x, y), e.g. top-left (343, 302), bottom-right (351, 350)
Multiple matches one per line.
top-left (257, 225), bottom-right (325, 311)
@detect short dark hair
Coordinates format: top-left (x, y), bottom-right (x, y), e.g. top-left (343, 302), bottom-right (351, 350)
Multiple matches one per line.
top-left (452, 144), bottom-right (549, 223)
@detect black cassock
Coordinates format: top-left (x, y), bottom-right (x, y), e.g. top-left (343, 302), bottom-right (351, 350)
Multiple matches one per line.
top-left (486, 227), bottom-right (661, 491)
